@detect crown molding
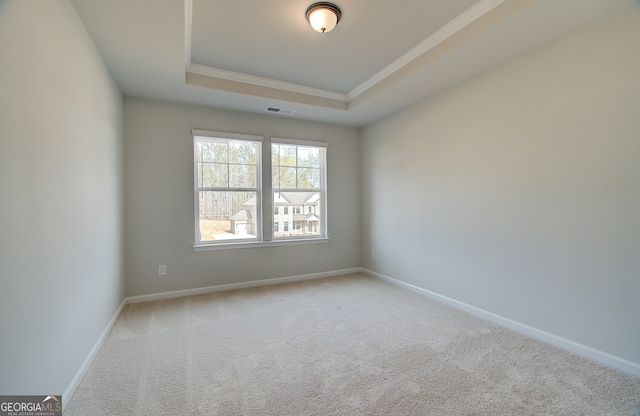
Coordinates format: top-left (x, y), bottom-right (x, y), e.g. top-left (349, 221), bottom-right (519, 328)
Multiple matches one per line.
top-left (347, 0), bottom-right (509, 100)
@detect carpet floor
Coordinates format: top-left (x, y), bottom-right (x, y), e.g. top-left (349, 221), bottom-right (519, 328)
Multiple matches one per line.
top-left (65, 273), bottom-right (640, 415)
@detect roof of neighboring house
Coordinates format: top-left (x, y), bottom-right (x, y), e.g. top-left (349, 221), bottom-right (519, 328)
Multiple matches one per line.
top-left (243, 192), bottom-right (320, 207)
top-left (230, 210), bottom-right (252, 221)
top-left (275, 192), bottom-right (319, 205)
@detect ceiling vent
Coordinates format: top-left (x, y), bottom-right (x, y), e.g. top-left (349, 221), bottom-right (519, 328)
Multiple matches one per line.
top-left (265, 106), bottom-right (295, 116)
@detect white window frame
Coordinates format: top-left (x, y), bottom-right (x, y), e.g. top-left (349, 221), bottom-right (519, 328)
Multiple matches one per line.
top-left (272, 137), bottom-right (328, 241)
top-left (192, 132), bottom-right (328, 251)
top-left (193, 130), bottom-right (263, 248)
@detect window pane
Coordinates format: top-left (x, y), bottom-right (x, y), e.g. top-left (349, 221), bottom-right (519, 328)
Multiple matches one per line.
top-left (277, 167), bottom-right (296, 189)
top-left (198, 191), bottom-right (257, 241)
top-left (229, 165), bottom-right (257, 188)
top-left (201, 162), bottom-right (228, 188)
top-left (297, 167), bottom-right (320, 189)
top-left (230, 141), bottom-right (257, 164)
top-left (297, 146), bottom-right (319, 168)
top-left (272, 167), bottom-right (279, 190)
top-left (200, 141), bottom-right (228, 162)
top-left (279, 145), bottom-right (297, 166)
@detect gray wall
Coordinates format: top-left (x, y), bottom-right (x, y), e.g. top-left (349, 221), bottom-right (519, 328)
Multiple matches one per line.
top-left (361, 7), bottom-right (640, 365)
top-left (0, 0), bottom-right (124, 396)
top-left (124, 98), bottom-right (360, 297)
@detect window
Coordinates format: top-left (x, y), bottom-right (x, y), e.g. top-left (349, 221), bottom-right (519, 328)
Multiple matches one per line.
top-left (272, 139), bottom-right (327, 239)
top-left (193, 131), bottom-right (327, 249)
top-left (193, 131), bottom-right (262, 244)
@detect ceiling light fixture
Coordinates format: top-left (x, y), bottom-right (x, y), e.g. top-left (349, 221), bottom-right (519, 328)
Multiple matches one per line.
top-left (306, 2), bottom-right (342, 33)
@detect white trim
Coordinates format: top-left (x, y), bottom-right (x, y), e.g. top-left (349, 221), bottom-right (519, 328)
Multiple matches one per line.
top-left (61, 265), bottom-right (640, 410)
top-left (193, 134), bottom-right (200, 247)
top-left (194, 237), bottom-right (329, 251)
top-left (271, 136), bottom-right (328, 148)
top-left (192, 129), bottom-right (263, 142)
top-left (126, 267), bottom-right (360, 304)
top-left (186, 63), bottom-right (349, 102)
top-left (362, 268), bottom-right (640, 378)
top-left (62, 299), bottom-right (127, 411)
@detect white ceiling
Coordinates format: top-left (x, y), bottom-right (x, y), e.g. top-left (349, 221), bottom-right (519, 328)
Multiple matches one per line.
top-left (70, 0), bottom-right (636, 127)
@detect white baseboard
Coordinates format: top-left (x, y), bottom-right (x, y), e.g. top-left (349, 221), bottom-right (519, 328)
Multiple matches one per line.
top-left (64, 266), bottom-right (638, 411)
top-left (363, 268), bottom-right (640, 378)
top-left (126, 267), bottom-right (362, 304)
top-left (62, 298), bottom-right (127, 411)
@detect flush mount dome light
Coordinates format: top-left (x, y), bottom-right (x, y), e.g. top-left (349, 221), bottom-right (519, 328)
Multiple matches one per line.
top-left (306, 2), bottom-right (342, 33)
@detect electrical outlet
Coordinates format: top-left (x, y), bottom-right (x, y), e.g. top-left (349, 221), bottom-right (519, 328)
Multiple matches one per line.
top-left (158, 265), bottom-right (166, 276)
top-left (371, 249), bottom-right (376, 258)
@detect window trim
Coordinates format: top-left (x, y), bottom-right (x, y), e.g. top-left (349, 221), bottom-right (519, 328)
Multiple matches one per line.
top-left (193, 238), bottom-right (328, 251)
top-left (192, 131), bottom-right (329, 250)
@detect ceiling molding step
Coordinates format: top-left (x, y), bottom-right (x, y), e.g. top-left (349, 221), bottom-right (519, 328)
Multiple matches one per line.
top-left (185, 71), bottom-right (349, 110)
top-left (347, 0), bottom-right (511, 101)
top-left (186, 63), bottom-right (349, 103)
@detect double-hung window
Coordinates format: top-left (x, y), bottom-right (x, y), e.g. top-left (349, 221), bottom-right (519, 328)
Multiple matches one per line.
top-left (193, 130), bottom-right (262, 245)
top-left (272, 138), bottom-right (327, 239)
top-left (193, 131), bottom-right (327, 249)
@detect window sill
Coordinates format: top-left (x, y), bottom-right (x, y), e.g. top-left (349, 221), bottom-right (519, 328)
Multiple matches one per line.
top-left (193, 237), bottom-right (329, 251)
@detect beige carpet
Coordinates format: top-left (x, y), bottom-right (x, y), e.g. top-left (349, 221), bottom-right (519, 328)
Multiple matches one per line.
top-left (65, 273), bottom-right (640, 415)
